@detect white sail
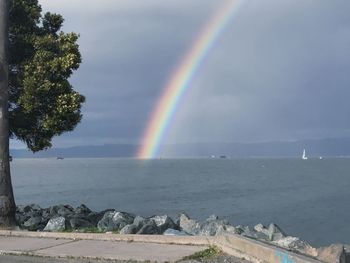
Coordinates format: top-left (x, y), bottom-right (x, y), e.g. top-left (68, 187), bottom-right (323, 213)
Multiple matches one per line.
top-left (302, 149), bottom-right (308, 160)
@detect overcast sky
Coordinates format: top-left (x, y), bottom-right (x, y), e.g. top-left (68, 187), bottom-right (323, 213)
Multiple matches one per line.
top-left (11, 0), bottom-right (350, 149)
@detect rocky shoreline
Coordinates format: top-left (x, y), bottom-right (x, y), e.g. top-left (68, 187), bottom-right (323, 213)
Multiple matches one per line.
top-left (15, 204), bottom-right (345, 262)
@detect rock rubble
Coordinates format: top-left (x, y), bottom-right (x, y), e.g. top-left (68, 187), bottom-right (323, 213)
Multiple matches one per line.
top-left (14, 204), bottom-right (345, 262)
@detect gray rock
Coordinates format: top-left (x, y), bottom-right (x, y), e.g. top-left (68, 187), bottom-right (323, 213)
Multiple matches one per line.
top-left (16, 205), bottom-right (26, 214)
top-left (69, 218), bottom-right (93, 229)
top-left (41, 208), bottom-right (51, 220)
top-left (317, 244), bottom-right (346, 263)
top-left (97, 211), bottom-right (135, 232)
top-left (273, 236), bottom-right (317, 257)
top-left (205, 214), bottom-right (229, 224)
top-left (178, 213), bottom-right (202, 235)
top-left (133, 216), bottom-right (146, 227)
top-left (119, 216), bottom-right (147, 234)
top-left (235, 225), bottom-right (245, 233)
top-left (120, 224), bottom-right (140, 235)
top-left (252, 223), bottom-right (271, 240)
top-left (44, 217), bottom-right (66, 232)
top-left (215, 225), bottom-right (242, 236)
top-left (29, 204), bottom-right (42, 211)
top-left (254, 223), bottom-right (268, 234)
top-left (206, 214), bottom-right (219, 222)
top-left (75, 204), bottom-right (92, 215)
top-left (113, 211), bottom-right (134, 228)
top-left (50, 204), bottom-right (74, 217)
top-left (97, 211), bottom-right (115, 231)
top-left (20, 204), bottom-right (42, 213)
top-left (149, 215), bottom-right (177, 234)
top-left (86, 211), bottom-right (107, 225)
top-left (137, 220), bottom-right (160, 235)
top-left (23, 216), bottom-right (43, 231)
top-left (201, 221), bottom-right (221, 236)
top-left (15, 212), bottom-right (30, 225)
top-left (163, 228), bottom-right (189, 236)
top-left (267, 223), bottom-right (287, 241)
top-left (240, 226), bottom-right (269, 241)
top-left (200, 217), bottom-right (231, 236)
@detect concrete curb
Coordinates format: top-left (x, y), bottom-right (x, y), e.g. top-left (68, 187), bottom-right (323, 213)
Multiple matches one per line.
top-left (0, 230), bottom-right (211, 246)
top-left (0, 230), bottom-right (324, 263)
top-left (212, 235), bottom-right (323, 263)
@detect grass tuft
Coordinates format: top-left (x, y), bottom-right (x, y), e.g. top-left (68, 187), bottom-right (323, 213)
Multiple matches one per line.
top-left (59, 227), bottom-right (103, 233)
top-left (181, 246), bottom-right (222, 261)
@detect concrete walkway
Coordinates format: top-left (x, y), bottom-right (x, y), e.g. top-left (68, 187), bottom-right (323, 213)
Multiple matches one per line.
top-left (0, 230), bottom-right (325, 263)
top-left (0, 236), bottom-right (207, 262)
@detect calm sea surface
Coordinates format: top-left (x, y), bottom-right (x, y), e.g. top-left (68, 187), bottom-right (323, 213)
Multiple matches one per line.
top-left (10, 158), bottom-right (350, 246)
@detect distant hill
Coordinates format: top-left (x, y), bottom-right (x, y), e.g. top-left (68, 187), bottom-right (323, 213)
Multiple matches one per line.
top-left (160, 138), bottom-right (350, 158)
top-left (11, 144), bottom-right (138, 158)
top-left (10, 138), bottom-right (350, 158)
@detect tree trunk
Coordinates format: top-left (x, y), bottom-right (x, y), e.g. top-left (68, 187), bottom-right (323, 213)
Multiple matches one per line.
top-left (0, 0), bottom-right (16, 227)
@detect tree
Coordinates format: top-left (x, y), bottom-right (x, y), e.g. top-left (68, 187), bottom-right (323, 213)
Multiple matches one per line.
top-left (0, 0), bottom-right (85, 226)
top-left (9, 0), bottom-right (85, 152)
top-left (0, 0), bottom-right (16, 227)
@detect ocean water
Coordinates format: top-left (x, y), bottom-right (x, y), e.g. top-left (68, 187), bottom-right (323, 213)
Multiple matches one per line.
top-left (10, 158), bottom-right (350, 247)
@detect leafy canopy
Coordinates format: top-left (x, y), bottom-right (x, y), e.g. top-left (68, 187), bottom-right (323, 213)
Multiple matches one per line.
top-left (9, 0), bottom-right (85, 152)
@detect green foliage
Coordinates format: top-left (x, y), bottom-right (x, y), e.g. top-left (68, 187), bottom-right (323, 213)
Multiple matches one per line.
top-left (181, 246), bottom-right (222, 261)
top-left (8, 0), bottom-right (85, 152)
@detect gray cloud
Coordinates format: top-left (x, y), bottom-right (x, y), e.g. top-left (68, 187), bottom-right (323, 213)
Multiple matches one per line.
top-left (164, 0), bottom-right (350, 148)
top-left (12, 0), bottom-right (350, 150)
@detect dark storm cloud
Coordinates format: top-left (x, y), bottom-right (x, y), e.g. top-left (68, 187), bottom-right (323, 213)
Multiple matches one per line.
top-left (36, 0), bottom-right (219, 147)
top-left (11, 0), bottom-right (349, 149)
top-left (164, 0), bottom-right (350, 148)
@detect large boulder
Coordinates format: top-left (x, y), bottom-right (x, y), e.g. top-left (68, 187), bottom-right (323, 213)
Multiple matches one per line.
top-left (119, 216), bottom-right (148, 234)
top-left (41, 208), bottom-right (51, 220)
top-left (120, 224), bottom-right (140, 235)
top-left (75, 204), bottom-right (92, 215)
top-left (86, 210), bottom-right (110, 226)
top-left (240, 226), bottom-right (269, 241)
top-left (178, 213), bottom-right (236, 236)
top-left (23, 216), bottom-right (45, 231)
top-left (44, 217), bottom-right (66, 232)
top-left (49, 204), bottom-right (74, 218)
top-left (205, 214), bottom-right (229, 224)
top-left (201, 221), bottom-right (222, 236)
top-left (97, 211), bottom-right (134, 232)
top-left (254, 223), bottom-right (268, 234)
top-left (16, 204), bottom-right (43, 227)
top-left (273, 236), bottom-right (317, 257)
top-left (119, 224), bottom-right (139, 235)
top-left (69, 217), bottom-right (94, 229)
top-left (200, 215), bottom-right (230, 236)
top-left (266, 223), bottom-right (287, 241)
top-left (17, 204), bottom-right (42, 214)
top-left (253, 223), bottom-right (285, 241)
top-left (149, 215), bottom-right (177, 234)
top-left (215, 224), bottom-right (242, 236)
top-left (16, 212), bottom-right (30, 226)
top-left (178, 213), bottom-right (202, 235)
top-left (206, 214), bottom-right (219, 221)
top-left (317, 244), bottom-right (346, 263)
top-left (137, 220), bottom-right (160, 235)
top-left (133, 216), bottom-right (146, 227)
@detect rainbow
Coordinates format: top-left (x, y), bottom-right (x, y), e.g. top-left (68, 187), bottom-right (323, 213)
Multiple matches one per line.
top-left (137, 0), bottom-right (243, 159)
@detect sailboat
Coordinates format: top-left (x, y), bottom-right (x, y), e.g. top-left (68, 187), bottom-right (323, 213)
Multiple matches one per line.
top-left (302, 149), bottom-right (308, 160)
